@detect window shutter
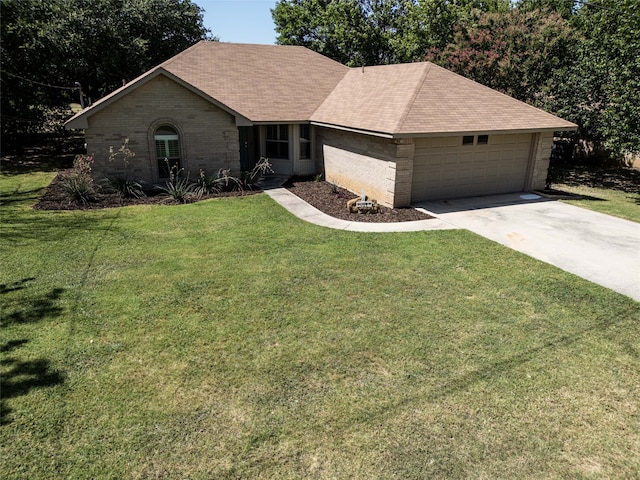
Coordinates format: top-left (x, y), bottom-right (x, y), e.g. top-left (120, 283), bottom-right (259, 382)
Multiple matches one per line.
top-left (155, 140), bottom-right (165, 158)
top-left (167, 139), bottom-right (180, 158)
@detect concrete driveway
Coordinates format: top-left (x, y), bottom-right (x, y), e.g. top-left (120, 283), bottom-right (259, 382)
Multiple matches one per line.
top-left (416, 193), bottom-right (640, 301)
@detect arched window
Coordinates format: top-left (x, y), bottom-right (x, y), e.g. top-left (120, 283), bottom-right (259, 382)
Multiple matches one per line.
top-left (154, 125), bottom-right (180, 178)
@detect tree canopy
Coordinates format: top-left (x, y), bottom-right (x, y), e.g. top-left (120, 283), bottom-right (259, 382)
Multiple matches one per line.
top-left (1, 0), bottom-right (211, 145)
top-left (273, 0), bottom-right (640, 160)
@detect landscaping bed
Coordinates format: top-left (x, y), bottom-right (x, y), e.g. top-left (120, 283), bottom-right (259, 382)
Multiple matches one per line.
top-left (33, 168), bottom-right (260, 210)
top-left (285, 176), bottom-right (432, 222)
top-left (35, 170), bottom-right (433, 223)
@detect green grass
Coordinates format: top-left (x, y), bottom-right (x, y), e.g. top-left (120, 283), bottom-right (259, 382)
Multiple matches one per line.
top-left (555, 183), bottom-right (640, 223)
top-left (2, 169), bottom-right (639, 479)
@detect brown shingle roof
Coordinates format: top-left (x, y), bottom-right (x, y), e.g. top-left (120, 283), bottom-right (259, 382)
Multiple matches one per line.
top-left (312, 62), bottom-right (576, 135)
top-left (160, 42), bottom-right (348, 122)
top-left (66, 42), bottom-right (576, 135)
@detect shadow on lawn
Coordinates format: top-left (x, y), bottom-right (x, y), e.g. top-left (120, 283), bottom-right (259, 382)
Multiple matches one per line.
top-left (1, 283), bottom-right (65, 328)
top-left (2, 203), bottom-right (122, 247)
top-left (553, 164), bottom-right (640, 194)
top-left (1, 279), bottom-right (66, 425)
top-left (1, 150), bottom-right (75, 175)
top-left (0, 187), bottom-right (51, 208)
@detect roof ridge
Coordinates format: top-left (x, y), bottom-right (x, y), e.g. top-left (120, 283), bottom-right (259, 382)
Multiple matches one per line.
top-left (160, 40), bottom-right (205, 68)
top-left (395, 62), bottom-right (432, 134)
top-left (310, 68), bottom-right (351, 118)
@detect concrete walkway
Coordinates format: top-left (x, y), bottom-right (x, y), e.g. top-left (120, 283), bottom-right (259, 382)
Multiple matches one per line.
top-left (416, 193), bottom-right (640, 302)
top-left (264, 188), bottom-right (455, 232)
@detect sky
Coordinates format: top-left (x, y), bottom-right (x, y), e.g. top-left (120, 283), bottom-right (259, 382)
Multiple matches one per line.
top-left (197, 0), bottom-right (279, 45)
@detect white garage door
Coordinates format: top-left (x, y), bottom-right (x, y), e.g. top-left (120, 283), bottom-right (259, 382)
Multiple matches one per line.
top-left (411, 134), bottom-right (532, 202)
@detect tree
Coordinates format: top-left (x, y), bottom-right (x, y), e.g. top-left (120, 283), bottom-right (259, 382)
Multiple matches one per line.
top-left (571, 0), bottom-right (640, 158)
top-left (425, 7), bottom-right (579, 111)
top-left (272, 0), bottom-right (512, 66)
top-left (0, 0), bottom-right (211, 147)
top-left (272, 0), bottom-right (408, 66)
top-left (515, 0), bottom-right (578, 18)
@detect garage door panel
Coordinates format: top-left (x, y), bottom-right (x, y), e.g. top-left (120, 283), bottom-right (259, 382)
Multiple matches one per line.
top-left (412, 134), bottom-right (532, 202)
top-left (426, 153), bottom-right (444, 166)
top-left (459, 153), bottom-right (475, 164)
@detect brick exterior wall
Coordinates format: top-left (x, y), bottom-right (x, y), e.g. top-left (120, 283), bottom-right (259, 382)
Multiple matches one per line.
top-left (392, 138), bottom-right (414, 207)
top-left (315, 127), bottom-right (415, 208)
top-left (85, 74), bottom-right (240, 183)
top-left (316, 127), bottom-right (554, 206)
top-left (527, 132), bottom-right (554, 190)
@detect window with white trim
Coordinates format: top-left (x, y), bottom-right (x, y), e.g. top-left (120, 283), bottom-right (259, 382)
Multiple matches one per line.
top-left (155, 125), bottom-right (180, 177)
top-left (266, 124), bottom-right (289, 159)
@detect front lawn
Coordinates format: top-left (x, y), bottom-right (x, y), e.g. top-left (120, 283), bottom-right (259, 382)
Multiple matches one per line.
top-left (2, 168), bottom-right (639, 479)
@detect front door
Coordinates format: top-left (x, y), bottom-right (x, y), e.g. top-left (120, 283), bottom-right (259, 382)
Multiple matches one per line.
top-left (238, 126), bottom-right (251, 171)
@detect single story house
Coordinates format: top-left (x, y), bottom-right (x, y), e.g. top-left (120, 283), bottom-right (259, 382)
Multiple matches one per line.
top-left (65, 41), bottom-right (577, 207)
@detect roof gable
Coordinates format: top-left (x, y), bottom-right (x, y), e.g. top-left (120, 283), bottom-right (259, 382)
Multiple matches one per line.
top-left (65, 66), bottom-right (251, 129)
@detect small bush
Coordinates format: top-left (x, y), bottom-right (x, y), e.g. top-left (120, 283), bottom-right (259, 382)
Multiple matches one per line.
top-left (62, 173), bottom-right (95, 204)
top-left (62, 154), bottom-right (96, 204)
top-left (193, 169), bottom-right (222, 195)
top-left (156, 161), bottom-right (200, 203)
top-left (102, 177), bottom-right (145, 199)
top-left (243, 157), bottom-right (274, 189)
top-left (215, 168), bottom-right (244, 192)
top-left (108, 138), bottom-right (136, 166)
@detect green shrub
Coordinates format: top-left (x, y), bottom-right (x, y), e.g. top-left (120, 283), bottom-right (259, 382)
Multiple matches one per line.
top-left (193, 169), bottom-right (222, 195)
top-left (156, 161), bottom-right (200, 203)
top-left (215, 168), bottom-right (244, 192)
top-left (193, 169), bottom-right (243, 195)
top-left (62, 154), bottom-right (96, 204)
top-left (102, 177), bottom-right (145, 199)
top-left (62, 173), bottom-right (95, 204)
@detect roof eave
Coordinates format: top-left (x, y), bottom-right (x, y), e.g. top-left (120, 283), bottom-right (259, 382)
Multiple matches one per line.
top-left (391, 124), bottom-right (578, 139)
top-left (309, 121), bottom-right (394, 138)
top-left (311, 121), bottom-right (578, 139)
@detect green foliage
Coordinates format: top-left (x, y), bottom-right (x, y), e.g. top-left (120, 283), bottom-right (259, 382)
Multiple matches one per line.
top-left (102, 177), bottom-right (145, 199)
top-left (571, 0), bottom-right (640, 159)
top-left (156, 161), bottom-right (200, 203)
top-left (193, 170), bottom-right (224, 195)
top-left (0, 0), bottom-right (212, 144)
top-left (273, 0), bottom-right (511, 66)
top-left (425, 7), bottom-right (578, 112)
top-left (61, 154), bottom-right (95, 204)
top-left (213, 169), bottom-right (244, 193)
